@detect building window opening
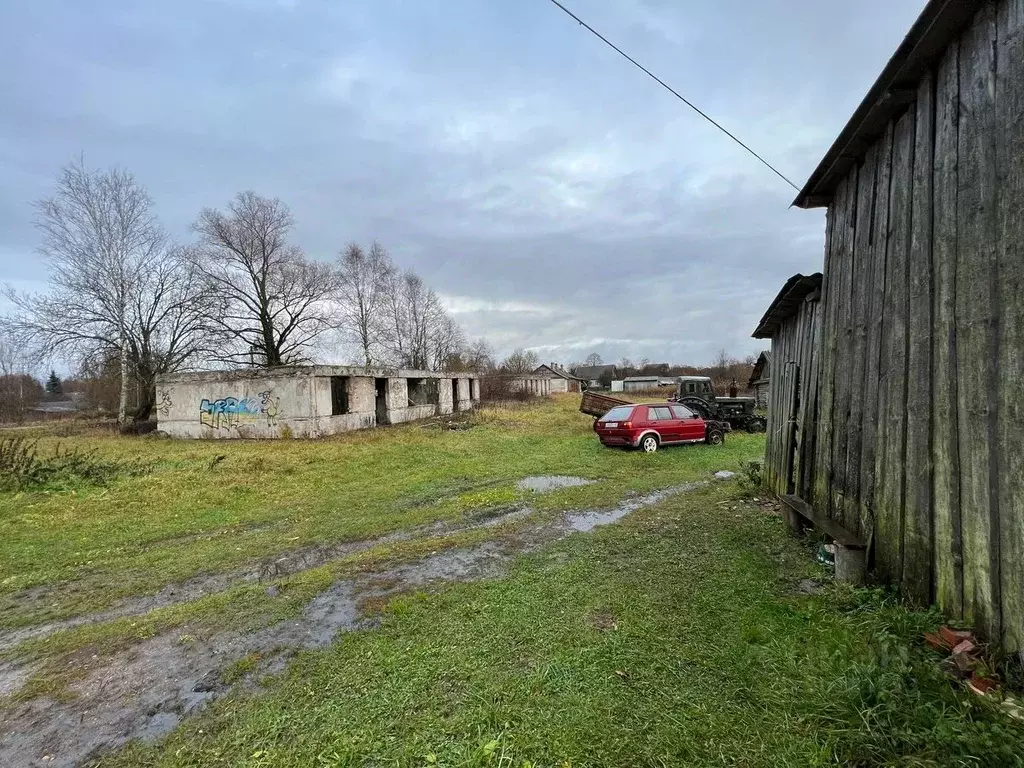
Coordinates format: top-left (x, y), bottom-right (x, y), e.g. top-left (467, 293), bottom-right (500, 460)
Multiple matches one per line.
top-left (330, 377), bottom-right (350, 415)
top-left (407, 378), bottom-right (439, 406)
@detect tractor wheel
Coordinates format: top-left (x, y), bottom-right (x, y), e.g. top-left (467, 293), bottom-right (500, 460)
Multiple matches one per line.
top-left (706, 428), bottom-right (725, 446)
top-left (680, 397), bottom-right (714, 420)
top-left (746, 418), bottom-right (767, 434)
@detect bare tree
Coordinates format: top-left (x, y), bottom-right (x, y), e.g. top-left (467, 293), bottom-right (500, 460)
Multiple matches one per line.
top-left (335, 241), bottom-right (394, 367)
top-left (2, 159), bottom-right (211, 423)
top-left (0, 338), bottom-right (41, 422)
top-left (192, 192), bottom-right (337, 367)
top-left (376, 268), bottom-right (462, 371)
top-left (430, 314), bottom-right (465, 371)
top-left (584, 352), bottom-right (603, 367)
top-left (464, 338), bottom-right (495, 372)
top-left (502, 348), bottom-right (539, 375)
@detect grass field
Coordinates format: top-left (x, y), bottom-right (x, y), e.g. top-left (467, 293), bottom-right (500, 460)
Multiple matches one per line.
top-left (1, 396), bottom-right (1022, 766)
top-left (103, 484), bottom-right (1023, 768)
top-left (0, 397), bottom-right (761, 630)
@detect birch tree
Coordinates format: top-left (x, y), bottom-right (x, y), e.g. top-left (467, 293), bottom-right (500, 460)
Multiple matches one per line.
top-left (335, 241), bottom-right (394, 367)
top-left (1, 160), bottom-right (211, 423)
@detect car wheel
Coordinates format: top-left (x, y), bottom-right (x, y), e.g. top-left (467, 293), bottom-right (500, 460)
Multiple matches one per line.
top-left (640, 434), bottom-right (659, 453)
top-left (706, 429), bottom-right (725, 446)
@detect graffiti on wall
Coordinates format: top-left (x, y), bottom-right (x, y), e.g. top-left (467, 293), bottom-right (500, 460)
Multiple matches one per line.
top-left (199, 390), bottom-right (280, 429)
top-left (158, 390), bottom-right (173, 416)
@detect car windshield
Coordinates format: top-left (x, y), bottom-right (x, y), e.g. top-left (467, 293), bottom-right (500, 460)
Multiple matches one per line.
top-left (600, 406), bottom-right (634, 422)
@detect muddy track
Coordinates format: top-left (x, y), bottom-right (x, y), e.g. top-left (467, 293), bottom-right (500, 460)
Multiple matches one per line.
top-left (0, 479), bottom-right (710, 768)
top-left (0, 478), bottom-right (591, 652)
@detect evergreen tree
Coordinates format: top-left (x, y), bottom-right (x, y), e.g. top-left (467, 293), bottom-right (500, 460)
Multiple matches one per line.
top-left (45, 370), bottom-right (62, 395)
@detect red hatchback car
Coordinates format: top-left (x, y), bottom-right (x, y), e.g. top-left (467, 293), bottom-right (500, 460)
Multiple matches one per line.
top-left (594, 402), bottom-right (725, 452)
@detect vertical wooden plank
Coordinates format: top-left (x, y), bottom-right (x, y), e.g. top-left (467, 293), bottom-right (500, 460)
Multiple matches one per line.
top-left (764, 336), bottom-right (779, 492)
top-left (800, 297), bottom-right (823, 500)
top-left (875, 107), bottom-right (915, 586)
top-left (814, 179), bottom-right (846, 515)
top-left (933, 39), bottom-right (964, 618)
top-left (996, 0), bottom-right (1024, 656)
top-left (903, 72), bottom-right (936, 605)
top-left (956, 3), bottom-right (1000, 640)
top-left (797, 295), bottom-right (821, 500)
top-left (844, 146), bottom-right (879, 537)
top-left (830, 168), bottom-right (858, 528)
top-left (860, 123), bottom-right (895, 550)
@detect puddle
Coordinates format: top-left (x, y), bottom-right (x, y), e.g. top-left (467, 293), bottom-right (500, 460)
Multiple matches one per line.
top-left (0, 661), bottom-right (28, 698)
top-left (517, 476), bottom-right (594, 493)
top-left (564, 482), bottom-right (707, 532)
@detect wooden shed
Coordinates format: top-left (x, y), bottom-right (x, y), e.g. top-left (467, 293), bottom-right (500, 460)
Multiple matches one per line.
top-left (747, 351), bottom-right (771, 409)
top-left (752, 274), bottom-right (823, 501)
top-left (777, 0), bottom-right (1023, 655)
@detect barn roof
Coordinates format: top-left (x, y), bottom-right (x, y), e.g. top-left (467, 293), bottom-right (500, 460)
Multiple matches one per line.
top-left (751, 273), bottom-right (822, 339)
top-left (533, 363), bottom-right (584, 381)
top-left (794, 0), bottom-right (979, 209)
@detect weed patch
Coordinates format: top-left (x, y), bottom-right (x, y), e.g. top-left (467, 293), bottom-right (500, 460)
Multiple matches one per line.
top-left (0, 436), bottom-right (148, 493)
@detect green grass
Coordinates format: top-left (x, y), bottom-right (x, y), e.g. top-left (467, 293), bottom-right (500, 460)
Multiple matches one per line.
top-left (0, 397), bottom-right (763, 630)
top-left (99, 484), bottom-right (1024, 768)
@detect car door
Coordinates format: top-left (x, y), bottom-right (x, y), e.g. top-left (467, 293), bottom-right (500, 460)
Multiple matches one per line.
top-left (646, 405), bottom-right (677, 442)
top-left (671, 404), bottom-right (704, 441)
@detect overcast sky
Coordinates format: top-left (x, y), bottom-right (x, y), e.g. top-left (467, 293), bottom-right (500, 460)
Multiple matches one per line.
top-left (0, 0), bottom-right (926, 367)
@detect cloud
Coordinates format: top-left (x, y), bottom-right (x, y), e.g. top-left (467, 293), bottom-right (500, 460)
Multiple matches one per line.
top-left (0, 0), bottom-right (927, 366)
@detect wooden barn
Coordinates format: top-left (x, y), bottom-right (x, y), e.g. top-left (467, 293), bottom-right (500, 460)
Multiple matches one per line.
top-left (762, 0), bottom-right (1024, 655)
top-left (752, 274), bottom-right (822, 502)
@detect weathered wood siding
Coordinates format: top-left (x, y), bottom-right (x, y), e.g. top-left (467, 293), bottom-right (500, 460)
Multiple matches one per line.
top-left (763, 293), bottom-right (822, 499)
top-left (808, 0), bottom-right (1024, 652)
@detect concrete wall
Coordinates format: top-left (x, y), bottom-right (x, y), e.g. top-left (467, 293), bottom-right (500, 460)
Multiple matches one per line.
top-left (438, 378), bottom-right (454, 415)
top-left (158, 371), bottom-right (315, 439)
top-left (157, 367), bottom-right (480, 439)
top-left (508, 377), bottom-right (551, 395)
top-left (455, 377), bottom-right (472, 410)
top-left (549, 378), bottom-right (574, 393)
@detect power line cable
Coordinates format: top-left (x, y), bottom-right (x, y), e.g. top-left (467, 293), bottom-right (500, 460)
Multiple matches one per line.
top-left (546, 0), bottom-right (800, 192)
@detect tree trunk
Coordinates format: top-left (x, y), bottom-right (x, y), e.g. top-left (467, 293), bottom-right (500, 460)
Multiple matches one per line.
top-left (118, 330), bottom-right (129, 425)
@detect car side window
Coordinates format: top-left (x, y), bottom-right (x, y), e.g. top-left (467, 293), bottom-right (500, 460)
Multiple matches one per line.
top-left (649, 406), bottom-right (672, 421)
top-left (670, 405), bottom-right (693, 419)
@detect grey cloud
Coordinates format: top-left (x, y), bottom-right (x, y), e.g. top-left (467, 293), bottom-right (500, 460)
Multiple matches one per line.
top-left (0, 0), bottom-right (925, 364)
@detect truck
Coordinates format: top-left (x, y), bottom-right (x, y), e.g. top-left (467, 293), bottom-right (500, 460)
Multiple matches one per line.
top-left (670, 376), bottom-right (767, 433)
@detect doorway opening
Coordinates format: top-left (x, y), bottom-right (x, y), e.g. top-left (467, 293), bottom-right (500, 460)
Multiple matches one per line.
top-left (375, 378), bottom-right (388, 425)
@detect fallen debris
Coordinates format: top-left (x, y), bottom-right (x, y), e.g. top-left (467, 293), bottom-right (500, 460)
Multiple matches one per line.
top-left (922, 626), bottom-right (1015, 704)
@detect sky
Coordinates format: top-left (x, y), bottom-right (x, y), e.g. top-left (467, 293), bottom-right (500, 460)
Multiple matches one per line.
top-left (0, 0), bottom-right (927, 368)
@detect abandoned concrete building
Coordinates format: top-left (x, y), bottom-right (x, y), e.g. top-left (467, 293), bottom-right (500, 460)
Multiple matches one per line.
top-left (507, 375), bottom-right (553, 396)
top-left (155, 366), bottom-right (480, 439)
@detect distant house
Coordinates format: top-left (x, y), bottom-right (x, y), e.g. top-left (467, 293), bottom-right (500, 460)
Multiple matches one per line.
top-left (622, 376), bottom-right (675, 392)
top-left (531, 363), bottom-right (584, 393)
top-left (574, 364), bottom-right (616, 389)
top-left (747, 351), bottom-right (771, 408)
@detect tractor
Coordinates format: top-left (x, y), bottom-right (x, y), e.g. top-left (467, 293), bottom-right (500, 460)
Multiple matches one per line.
top-left (670, 376), bottom-right (767, 434)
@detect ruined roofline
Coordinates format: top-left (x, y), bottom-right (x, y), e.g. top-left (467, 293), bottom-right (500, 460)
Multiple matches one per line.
top-left (157, 365), bottom-right (477, 385)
